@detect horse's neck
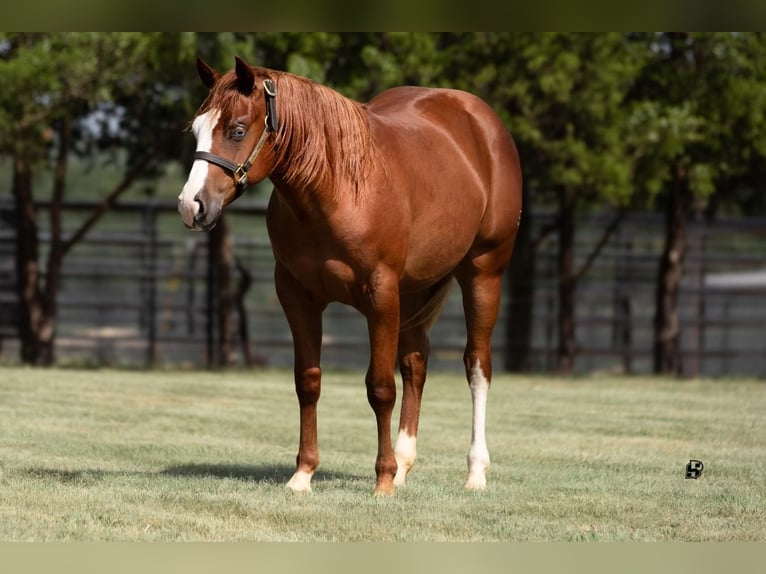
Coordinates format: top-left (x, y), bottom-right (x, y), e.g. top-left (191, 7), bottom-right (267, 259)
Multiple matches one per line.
top-left (269, 133), bottom-right (367, 220)
top-left (268, 173), bottom-right (344, 223)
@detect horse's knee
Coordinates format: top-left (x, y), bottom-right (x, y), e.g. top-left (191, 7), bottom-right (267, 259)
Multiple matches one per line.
top-left (399, 351), bottom-right (427, 384)
top-left (295, 366), bottom-right (321, 405)
top-left (464, 351), bottom-right (492, 383)
top-left (365, 374), bottom-right (396, 412)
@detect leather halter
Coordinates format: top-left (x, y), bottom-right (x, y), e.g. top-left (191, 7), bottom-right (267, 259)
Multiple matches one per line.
top-left (193, 79), bottom-right (278, 197)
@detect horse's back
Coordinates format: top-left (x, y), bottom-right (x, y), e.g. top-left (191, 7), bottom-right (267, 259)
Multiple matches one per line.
top-left (367, 85), bottom-right (512, 148)
top-left (366, 84), bottom-right (521, 207)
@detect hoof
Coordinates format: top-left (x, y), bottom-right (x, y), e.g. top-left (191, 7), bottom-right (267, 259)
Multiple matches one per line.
top-left (286, 470), bottom-right (313, 493)
top-left (373, 480), bottom-right (395, 497)
top-left (464, 472), bottom-right (487, 491)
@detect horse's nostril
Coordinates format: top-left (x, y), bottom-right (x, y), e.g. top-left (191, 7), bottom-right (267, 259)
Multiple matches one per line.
top-left (193, 193), bottom-right (205, 220)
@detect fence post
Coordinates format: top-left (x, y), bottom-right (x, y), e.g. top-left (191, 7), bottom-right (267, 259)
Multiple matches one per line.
top-left (205, 230), bottom-right (217, 368)
top-left (612, 230), bottom-right (633, 374)
top-left (142, 189), bottom-right (158, 367)
top-left (686, 212), bottom-right (706, 377)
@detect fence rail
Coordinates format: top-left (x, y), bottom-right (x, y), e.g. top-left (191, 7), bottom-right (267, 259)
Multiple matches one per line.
top-left (1, 198), bottom-right (764, 376)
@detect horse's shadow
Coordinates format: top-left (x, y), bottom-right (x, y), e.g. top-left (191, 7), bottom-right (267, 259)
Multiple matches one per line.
top-left (161, 463), bottom-right (296, 483)
top-left (20, 464), bottom-right (363, 486)
top-left (160, 463), bottom-right (363, 485)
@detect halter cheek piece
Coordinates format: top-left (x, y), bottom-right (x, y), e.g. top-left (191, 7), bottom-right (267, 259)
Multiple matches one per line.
top-left (193, 79), bottom-right (278, 198)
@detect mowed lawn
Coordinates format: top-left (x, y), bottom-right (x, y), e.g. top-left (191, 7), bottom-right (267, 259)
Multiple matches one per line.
top-left (0, 367), bottom-right (763, 541)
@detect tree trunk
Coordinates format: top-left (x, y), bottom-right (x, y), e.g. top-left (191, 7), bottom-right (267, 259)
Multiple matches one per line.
top-left (39, 113), bottom-right (72, 365)
top-left (11, 114), bottom-right (154, 366)
top-left (557, 186), bottom-right (577, 374)
top-left (11, 116), bottom-right (73, 366)
top-left (209, 215), bottom-right (238, 366)
top-left (653, 166), bottom-right (690, 375)
top-left (235, 259), bottom-right (257, 366)
top-left (505, 188), bottom-right (534, 372)
top-left (12, 156), bottom-right (52, 365)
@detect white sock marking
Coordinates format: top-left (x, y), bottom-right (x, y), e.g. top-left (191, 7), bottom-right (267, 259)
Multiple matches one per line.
top-left (394, 429), bottom-right (417, 486)
top-left (466, 359), bottom-right (490, 490)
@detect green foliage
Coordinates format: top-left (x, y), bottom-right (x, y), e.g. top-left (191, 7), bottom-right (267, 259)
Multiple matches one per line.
top-left (627, 101), bottom-right (706, 200)
top-left (439, 33), bottom-right (766, 215)
top-left (0, 34), bottom-right (149, 148)
top-left (630, 32), bottom-right (766, 213)
top-left (443, 33), bottom-right (648, 209)
top-left (3, 32), bottom-right (766, 215)
top-left (248, 32), bottom-right (445, 100)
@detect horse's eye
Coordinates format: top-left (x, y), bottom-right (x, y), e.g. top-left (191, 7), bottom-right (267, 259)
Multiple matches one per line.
top-left (230, 126), bottom-right (247, 142)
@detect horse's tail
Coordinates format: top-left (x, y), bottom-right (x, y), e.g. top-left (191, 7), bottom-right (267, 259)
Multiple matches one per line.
top-left (399, 276), bottom-right (454, 333)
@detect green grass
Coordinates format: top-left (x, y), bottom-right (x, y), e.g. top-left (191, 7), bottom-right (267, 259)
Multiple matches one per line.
top-left (0, 367), bottom-right (764, 541)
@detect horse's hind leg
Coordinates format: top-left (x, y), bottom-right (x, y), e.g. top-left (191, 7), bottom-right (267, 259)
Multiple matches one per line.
top-left (393, 281), bottom-right (452, 486)
top-left (394, 324), bottom-right (429, 486)
top-left (456, 256), bottom-right (506, 490)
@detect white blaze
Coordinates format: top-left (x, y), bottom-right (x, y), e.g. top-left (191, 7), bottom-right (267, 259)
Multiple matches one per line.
top-left (465, 359), bottom-right (490, 490)
top-left (178, 109), bottom-right (220, 227)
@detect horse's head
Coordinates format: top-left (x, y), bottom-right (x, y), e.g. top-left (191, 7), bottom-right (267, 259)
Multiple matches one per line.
top-left (178, 56), bottom-right (278, 231)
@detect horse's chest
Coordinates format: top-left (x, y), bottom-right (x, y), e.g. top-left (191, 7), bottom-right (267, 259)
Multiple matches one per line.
top-left (270, 230), bottom-right (360, 304)
top-left (266, 193), bottom-right (404, 304)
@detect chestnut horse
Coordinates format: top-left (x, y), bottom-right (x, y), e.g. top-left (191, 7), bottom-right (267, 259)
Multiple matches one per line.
top-left (178, 56), bottom-right (522, 495)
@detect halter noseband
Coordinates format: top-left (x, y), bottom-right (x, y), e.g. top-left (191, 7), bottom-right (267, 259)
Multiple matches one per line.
top-left (193, 79), bottom-right (278, 197)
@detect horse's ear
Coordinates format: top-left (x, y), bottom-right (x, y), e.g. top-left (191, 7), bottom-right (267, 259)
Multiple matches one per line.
top-left (197, 56), bottom-right (220, 89)
top-left (234, 56), bottom-right (256, 94)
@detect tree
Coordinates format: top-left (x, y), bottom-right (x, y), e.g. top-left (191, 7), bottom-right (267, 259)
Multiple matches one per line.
top-left (630, 32), bottom-right (766, 375)
top-left (0, 33), bottom-right (196, 365)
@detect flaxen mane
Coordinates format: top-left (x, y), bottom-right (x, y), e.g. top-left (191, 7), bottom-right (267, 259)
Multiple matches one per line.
top-left (270, 70), bottom-right (374, 190)
top-left (200, 67), bottom-right (374, 191)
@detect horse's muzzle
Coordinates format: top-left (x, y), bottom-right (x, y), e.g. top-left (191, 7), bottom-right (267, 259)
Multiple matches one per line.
top-left (182, 193), bottom-right (221, 232)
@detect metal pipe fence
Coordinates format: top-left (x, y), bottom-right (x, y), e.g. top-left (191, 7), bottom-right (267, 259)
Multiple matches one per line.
top-left (1, 199), bottom-right (764, 375)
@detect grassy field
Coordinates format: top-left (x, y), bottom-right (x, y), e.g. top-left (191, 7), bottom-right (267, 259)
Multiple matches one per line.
top-left (0, 367), bottom-right (764, 541)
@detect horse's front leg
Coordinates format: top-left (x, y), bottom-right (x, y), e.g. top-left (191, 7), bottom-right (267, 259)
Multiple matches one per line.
top-left (361, 269), bottom-right (401, 496)
top-left (275, 263), bottom-right (325, 493)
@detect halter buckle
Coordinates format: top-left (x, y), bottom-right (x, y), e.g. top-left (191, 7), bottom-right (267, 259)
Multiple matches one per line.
top-left (263, 79), bottom-right (277, 97)
top-left (234, 165), bottom-right (249, 188)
